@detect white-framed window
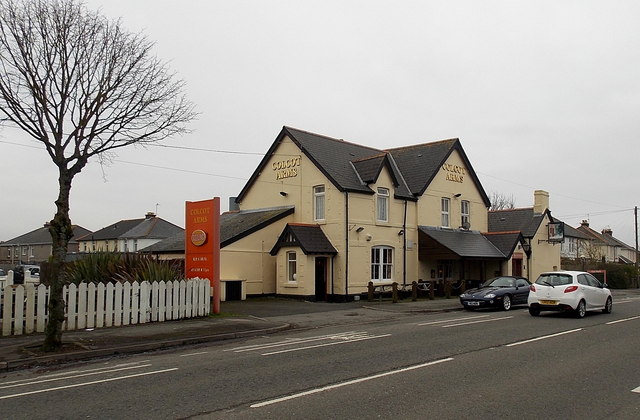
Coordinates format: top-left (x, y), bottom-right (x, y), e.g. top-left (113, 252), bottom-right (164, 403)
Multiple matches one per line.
top-left (377, 187), bottom-right (389, 222)
top-left (22, 247), bottom-right (27, 256)
top-left (134, 239), bottom-right (138, 252)
top-left (371, 246), bottom-right (393, 282)
top-left (287, 251), bottom-right (297, 282)
top-left (441, 197), bottom-right (450, 227)
top-left (313, 185), bottom-right (325, 221)
top-left (461, 200), bottom-right (470, 228)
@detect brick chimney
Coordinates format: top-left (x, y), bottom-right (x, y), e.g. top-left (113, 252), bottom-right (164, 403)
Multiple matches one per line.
top-left (581, 220), bottom-right (589, 228)
top-left (533, 190), bottom-right (549, 214)
top-left (602, 227), bottom-right (613, 236)
top-left (145, 212), bottom-right (156, 219)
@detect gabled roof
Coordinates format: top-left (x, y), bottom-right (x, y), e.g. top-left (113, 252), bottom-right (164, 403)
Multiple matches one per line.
top-left (418, 226), bottom-right (505, 259)
top-left (3, 225), bottom-right (92, 245)
top-left (270, 223), bottom-right (337, 256)
top-left (79, 215), bottom-right (182, 241)
top-left (237, 126), bottom-right (488, 204)
top-left (488, 208), bottom-right (548, 238)
top-left (386, 139), bottom-right (491, 207)
top-left (483, 231), bottom-right (528, 259)
top-left (576, 224), bottom-right (635, 250)
top-left (140, 206), bottom-right (295, 253)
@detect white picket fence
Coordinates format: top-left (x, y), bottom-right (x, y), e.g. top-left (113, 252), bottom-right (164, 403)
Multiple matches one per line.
top-left (0, 279), bottom-right (211, 337)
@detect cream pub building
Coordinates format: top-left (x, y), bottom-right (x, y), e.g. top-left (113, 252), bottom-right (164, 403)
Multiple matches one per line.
top-left (220, 126), bottom-right (559, 301)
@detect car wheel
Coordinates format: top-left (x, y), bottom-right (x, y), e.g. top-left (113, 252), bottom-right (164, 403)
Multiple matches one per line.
top-left (602, 297), bottom-right (612, 314)
top-left (529, 306), bottom-right (540, 316)
top-left (575, 300), bottom-right (586, 318)
top-left (502, 295), bottom-right (512, 311)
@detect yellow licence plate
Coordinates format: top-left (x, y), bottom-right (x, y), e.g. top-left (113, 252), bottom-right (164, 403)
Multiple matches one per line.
top-left (539, 300), bottom-right (557, 305)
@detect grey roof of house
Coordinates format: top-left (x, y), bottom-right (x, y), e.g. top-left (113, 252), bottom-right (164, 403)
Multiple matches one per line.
top-left (2, 225), bottom-right (92, 245)
top-left (488, 208), bottom-right (545, 238)
top-left (80, 216), bottom-right (182, 241)
top-left (140, 206), bottom-right (294, 253)
top-left (483, 232), bottom-right (524, 258)
top-left (418, 226), bottom-right (505, 259)
top-left (220, 206), bottom-right (294, 247)
top-left (270, 224), bottom-right (337, 256)
top-left (576, 224), bottom-right (635, 250)
top-left (236, 126), bottom-right (489, 205)
top-left (385, 139), bottom-right (489, 207)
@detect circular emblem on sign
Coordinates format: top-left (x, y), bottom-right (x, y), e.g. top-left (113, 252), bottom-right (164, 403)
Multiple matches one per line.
top-left (191, 229), bottom-right (207, 246)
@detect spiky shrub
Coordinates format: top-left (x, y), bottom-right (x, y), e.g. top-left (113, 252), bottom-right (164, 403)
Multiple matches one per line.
top-left (65, 252), bottom-right (182, 284)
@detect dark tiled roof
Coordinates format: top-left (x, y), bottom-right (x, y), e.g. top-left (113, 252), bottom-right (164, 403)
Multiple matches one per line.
top-left (483, 232), bottom-right (525, 258)
top-left (220, 206), bottom-right (294, 247)
top-left (80, 219), bottom-right (143, 241)
top-left (351, 155), bottom-right (385, 184)
top-left (3, 225), bottom-right (92, 245)
top-left (270, 224), bottom-right (337, 256)
top-left (418, 226), bottom-right (505, 259)
top-left (238, 126), bottom-right (491, 204)
top-left (386, 140), bottom-right (490, 207)
top-left (141, 206), bottom-right (295, 253)
top-left (488, 208), bottom-right (545, 238)
top-left (122, 217), bottom-right (183, 239)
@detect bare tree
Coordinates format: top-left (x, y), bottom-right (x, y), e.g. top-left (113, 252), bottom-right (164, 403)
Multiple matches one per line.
top-left (0, 0), bottom-right (196, 351)
top-left (489, 191), bottom-right (516, 211)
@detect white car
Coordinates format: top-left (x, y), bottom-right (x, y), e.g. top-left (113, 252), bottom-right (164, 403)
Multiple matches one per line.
top-left (528, 271), bottom-right (612, 318)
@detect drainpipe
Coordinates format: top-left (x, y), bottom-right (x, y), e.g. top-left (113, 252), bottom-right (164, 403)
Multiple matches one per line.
top-left (402, 199), bottom-right (407, 288)
top-left (344, 191), bottom-right (349, 301)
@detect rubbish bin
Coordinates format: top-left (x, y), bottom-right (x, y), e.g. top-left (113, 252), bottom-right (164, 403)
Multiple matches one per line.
top-left (13, 266), bottom-right (24, 284)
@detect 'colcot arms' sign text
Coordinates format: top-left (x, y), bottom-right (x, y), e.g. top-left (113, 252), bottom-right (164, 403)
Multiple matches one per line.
top-left (442, 163), bottom-right (466, 183)
top-left (273, 157), bottom-right (301, 180)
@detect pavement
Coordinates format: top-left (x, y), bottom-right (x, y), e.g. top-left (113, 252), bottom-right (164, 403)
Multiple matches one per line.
top-left (1, 289), bottom-right (638, 372)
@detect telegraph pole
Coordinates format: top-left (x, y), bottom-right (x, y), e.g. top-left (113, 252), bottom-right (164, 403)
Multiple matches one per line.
top-left (635, 206), bottom-right (638, 288)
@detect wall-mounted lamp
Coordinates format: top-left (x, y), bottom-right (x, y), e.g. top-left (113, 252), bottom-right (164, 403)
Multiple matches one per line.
top-left (355, 226), bottom-right (364, 233)
top-left (453, 193), bottom-right (462, 198)
top-left (279, 191), bottom-right (288, 197)
top-left (398, 229), bottom-right (404, 236)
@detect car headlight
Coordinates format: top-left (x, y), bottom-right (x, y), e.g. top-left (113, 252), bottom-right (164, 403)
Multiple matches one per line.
top-left (485, 293), bottom-right (496, 298)
top-left (459, 293), bottom-right (466, 298)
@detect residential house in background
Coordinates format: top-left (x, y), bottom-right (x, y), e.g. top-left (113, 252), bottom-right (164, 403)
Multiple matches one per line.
top-left (78, 212), bottom-right (183, 254)
top-left (0, 223), bottom-right (92, 266)
top-left (557, 220), bottom-right (593, 260)
top-left (488, 190), bottom-right (562, 281)
top-left (576, 221), bottom-right (637, 264)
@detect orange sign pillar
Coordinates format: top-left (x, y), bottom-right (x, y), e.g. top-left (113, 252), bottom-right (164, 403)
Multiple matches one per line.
top-left (185, 198), bottom-right (220, 314)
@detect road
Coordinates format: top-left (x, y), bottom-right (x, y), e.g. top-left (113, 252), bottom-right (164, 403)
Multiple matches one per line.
top-left (1, 297), bottom-right (639, 419)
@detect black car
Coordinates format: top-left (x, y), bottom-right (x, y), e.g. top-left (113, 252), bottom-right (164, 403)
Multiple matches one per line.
top-left (459, 276), bottom-right (531, 311)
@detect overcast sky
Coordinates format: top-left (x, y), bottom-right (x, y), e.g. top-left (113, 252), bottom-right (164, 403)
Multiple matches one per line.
top-left (1, 0), bottom-right (638, 247)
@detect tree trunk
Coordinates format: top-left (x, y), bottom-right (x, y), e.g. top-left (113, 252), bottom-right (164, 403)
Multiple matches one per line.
top-left (43, 170), bottom-right (74, 352)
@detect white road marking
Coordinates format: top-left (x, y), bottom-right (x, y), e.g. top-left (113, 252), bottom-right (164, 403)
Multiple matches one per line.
top-left (228, 331), bottom-right (372, 353)
top-left (606, 315), bottom-right (640, 325)
top-left (261, 334), bottom-right (391, 355)
top-left (250, 358), bottom-right (454, 408)
top-left (0, 368), bottom-right (178, 400)
top-left (0, 361), bottom-right (151, 386)
top-left (506, 329), bottom-right (583, 347)
top-left (417, 315), bottom-right (489, 326)
top-left (179, 351), bottom-right (209, 357)
top-left (441, 316), bottom-right (513, 328)
top-left (0, 364), bottom-right (153, 390)
top-left (632, 386), bottom-right (640, 393)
